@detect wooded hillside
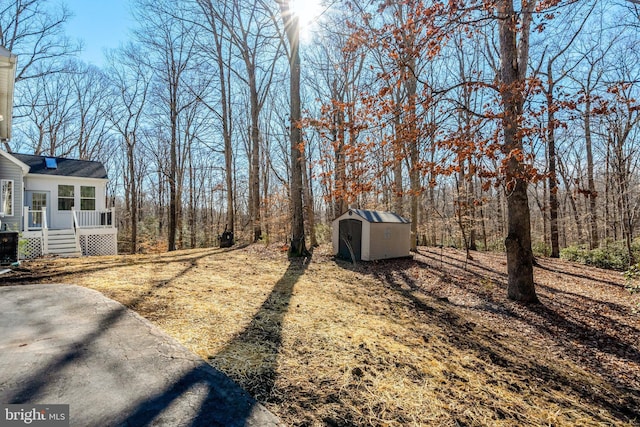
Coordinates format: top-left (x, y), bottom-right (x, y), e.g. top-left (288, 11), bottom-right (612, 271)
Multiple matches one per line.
top-left (4, 0), bottom-right (640, 291)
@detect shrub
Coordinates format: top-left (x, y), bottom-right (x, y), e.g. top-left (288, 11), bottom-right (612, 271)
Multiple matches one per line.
top-left (560, 240), bottom-right (638, 271)
top-left (314, 223), bottom-right (332, 245)
top-left (624, 263), bottom-right (640, 312)
top-left (532, 241), bottom-right (551, 257)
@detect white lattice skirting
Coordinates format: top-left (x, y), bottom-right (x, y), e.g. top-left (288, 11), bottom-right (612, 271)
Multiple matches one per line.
top-left (20, 236), bottom-right (43, 259)
top-left (79, 233), bottom-right (117, 256)
top-left (20, 229), bottom-right (117, 259)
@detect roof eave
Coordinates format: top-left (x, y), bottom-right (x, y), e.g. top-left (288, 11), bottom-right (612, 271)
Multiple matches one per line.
top-left (25, 172), bottom-right (109, 181)
top-left (0, 150), bottom-right (30, 174)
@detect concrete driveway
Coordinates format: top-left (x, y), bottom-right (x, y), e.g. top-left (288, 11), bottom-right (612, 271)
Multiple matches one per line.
top-left (0, 284), bottom-right (282, 427)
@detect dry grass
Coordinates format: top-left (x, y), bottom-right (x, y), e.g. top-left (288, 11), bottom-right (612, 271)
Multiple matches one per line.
top-left (4, 244), bottom-right (639, 426)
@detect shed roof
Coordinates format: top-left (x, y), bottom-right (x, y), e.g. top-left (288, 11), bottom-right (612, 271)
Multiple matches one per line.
top-left (346, 209), bottom-right (410, 224)
top-left (11, 153), bottom-right (108, 179)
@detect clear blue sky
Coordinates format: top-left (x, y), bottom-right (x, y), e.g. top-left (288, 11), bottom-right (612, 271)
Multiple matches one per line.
top-left (64, 0), bottom-right (132, 66)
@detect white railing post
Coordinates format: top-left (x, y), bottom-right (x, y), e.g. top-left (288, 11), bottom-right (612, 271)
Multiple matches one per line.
top-left (71, 206), bottom-right (81, 255)
top-left (42, 207), bottom-right (47, 230)
top-left (42, 207), bottom-right (48, 255)
top-left (110, 207), bottom-right (116, 228)
top-left (23, 206), bottom-right (29, 231)
top-left (71, 207), bottom-right (78, 229)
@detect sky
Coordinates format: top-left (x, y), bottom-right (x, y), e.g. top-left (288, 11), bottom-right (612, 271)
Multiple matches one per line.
top-left (64, 0), bottom-right (132, 66)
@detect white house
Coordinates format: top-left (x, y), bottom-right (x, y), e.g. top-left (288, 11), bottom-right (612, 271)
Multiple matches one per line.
top-left (332, 209), bottom-right (411, 262)
top-left (0, 150), bottom-right (117, 258)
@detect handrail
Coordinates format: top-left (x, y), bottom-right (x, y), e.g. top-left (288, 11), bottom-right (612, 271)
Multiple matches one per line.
top-left (74, 209), bottom-right (115, 229)
top-left (23, 206), bottom-right (29, 231)
top-left (72, 207), bottom-right (79, 230)
top-left (42, 207), bottom-right (48, 255)
top-left (24, 207), bottom-right (115, 230)
top-left (71, 207), bottom-right (81, 255)
top-left (42, 207), bottom-right (48, 230)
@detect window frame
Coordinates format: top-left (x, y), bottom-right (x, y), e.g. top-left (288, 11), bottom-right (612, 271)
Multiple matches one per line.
top-left (58, 185), bottom-right (75, 211)
top-left (80, 186), bottom-right (96, 211)
top-left (0, 179), bottom-right (13, 216)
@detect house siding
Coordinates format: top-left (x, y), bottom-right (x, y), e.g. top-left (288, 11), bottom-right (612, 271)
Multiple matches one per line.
top-left (0, 155), bottom-right (23, 231)
top-left (24, 174), bottom-right (107, 230)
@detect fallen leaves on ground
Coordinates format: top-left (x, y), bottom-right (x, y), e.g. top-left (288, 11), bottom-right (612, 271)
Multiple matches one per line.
top-left (3, 244), bottom-right (639, 426)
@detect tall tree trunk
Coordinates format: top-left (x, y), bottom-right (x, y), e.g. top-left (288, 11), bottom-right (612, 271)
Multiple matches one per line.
top-left (189, 146), bottom-right (196, 248)
top-left (546, 69), bottom-right (560, 258)
top-left (393, 93), bottom-right (404, 216)
top-left (468, 173), bottom-right (477, 251)
top-left (558, 157), bottom-right (584, 245)
top-left (168, 79), bottom-right (178, 251)
top-left (302, 150), bottom-right (317, 247)
top-left (406, 64), bottom-right (419, 252)
top-left (279, 1), bottom-right (308, 257)
top-left (584, 94), bottom-right (599, 249)
top-left (497, 0), bottom-right (538, 303)
top-left (250, 75), bottom-right (262, 242)
top-left (127, 136), bottom-right (137, 254)
top-left (614, 138), bottom-right (635, 265)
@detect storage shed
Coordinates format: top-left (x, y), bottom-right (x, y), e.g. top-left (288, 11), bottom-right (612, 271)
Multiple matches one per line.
top-left (332, 209), bottom-right (411, 262)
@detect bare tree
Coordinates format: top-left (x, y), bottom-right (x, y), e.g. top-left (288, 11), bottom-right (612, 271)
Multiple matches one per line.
top-left (0, 0), bottom-right (79, 152)
top-left (536, 1), bottom-right (594, 257)
top-left (0, 0), bottom-right (78, 83)
top-left (70, 62), bottom-right (112, 160)
top-left (496, 0), bottom-right (538, 303)
top-left (106, 44), bottom-right (150, 254)
top-left (134, 0), bottom-right (197, 251)
top-left (194, 0), bottom-right (237, 240)
top-left (277, 0), bottom-right (309, 257)
top-left (19, 67), bottom-right (76, 156)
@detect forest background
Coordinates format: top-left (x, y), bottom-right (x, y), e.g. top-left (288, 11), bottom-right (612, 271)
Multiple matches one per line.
top-left (3, 0), bottom-right (640, 282)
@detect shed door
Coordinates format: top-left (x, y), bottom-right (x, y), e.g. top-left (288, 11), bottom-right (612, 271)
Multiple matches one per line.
top-left (338, 219), bottom-right (362, 262)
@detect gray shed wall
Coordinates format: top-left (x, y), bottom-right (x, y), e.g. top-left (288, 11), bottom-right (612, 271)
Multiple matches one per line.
top-left (332, 210), bottom-right (411, 261)
top-left (366, 222), bottom-right (411, 261)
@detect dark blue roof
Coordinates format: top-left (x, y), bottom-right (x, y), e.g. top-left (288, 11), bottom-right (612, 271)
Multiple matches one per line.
top-left (11, 153), bottom-right (108, 179)
top-left (348, 209), bottom-right (410, 224)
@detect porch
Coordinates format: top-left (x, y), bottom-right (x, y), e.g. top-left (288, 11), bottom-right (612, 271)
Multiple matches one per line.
top-left (21, 206), bottom-right (118, 258)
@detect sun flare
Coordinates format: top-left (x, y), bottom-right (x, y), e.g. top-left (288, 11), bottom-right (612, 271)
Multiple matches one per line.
top-left (290, 0), bottom-right (323, 29)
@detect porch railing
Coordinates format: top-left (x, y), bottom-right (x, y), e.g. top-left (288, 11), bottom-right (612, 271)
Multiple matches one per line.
top-left (24, 207), bottom-right (116, 230)
top-left (72, 207), bottom-right (116, 229)
top-left (24, 206), bottom-right (48, 232)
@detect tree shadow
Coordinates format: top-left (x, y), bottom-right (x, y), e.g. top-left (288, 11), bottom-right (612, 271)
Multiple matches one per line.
top-left (1, 245), bottom-right (250, 286)
top-left (344, 251), bottom-right (640, 422)
top-left (208, 255), bottom-right (311, 402)
top-left (3, 246), bottom-right (286, 426)
top-left (535, 260), bottom-right (626, 288)
top-left (116, 254), bottom-right (310, 425)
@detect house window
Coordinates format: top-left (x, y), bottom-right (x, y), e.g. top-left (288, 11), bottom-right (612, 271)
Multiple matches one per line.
top-left (0, 180), bottom-right (13, 216)
top-left (58, 185), bottom-right (74, 211)
top-left (80, 186), bottom-right (95, 211)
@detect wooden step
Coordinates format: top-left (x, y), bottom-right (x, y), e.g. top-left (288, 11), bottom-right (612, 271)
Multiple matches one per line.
top-left (46, 229), bottom-right (80, 256)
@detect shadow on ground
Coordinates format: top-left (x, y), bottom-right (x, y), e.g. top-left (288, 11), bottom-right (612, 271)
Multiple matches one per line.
top-left (335, 247), bottom-right (640, 423)
top-left (0, 245), bottom-right (282, 427)
top-left (208, 255), bottom-right (311, 402)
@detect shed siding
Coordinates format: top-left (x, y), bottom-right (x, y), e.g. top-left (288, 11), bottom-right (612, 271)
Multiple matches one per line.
top-left (368, 222), bottom-right (411, 261)
top-left (361, 220), bottom-right (371, 261)
top-left (0, 155), bottom-right (23, 231)
top-left (332, 209), bottom-right (411, 261)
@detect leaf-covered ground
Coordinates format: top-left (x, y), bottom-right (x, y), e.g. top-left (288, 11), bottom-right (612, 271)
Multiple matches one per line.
top-left (3, 244), bottom-right (639, 426)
